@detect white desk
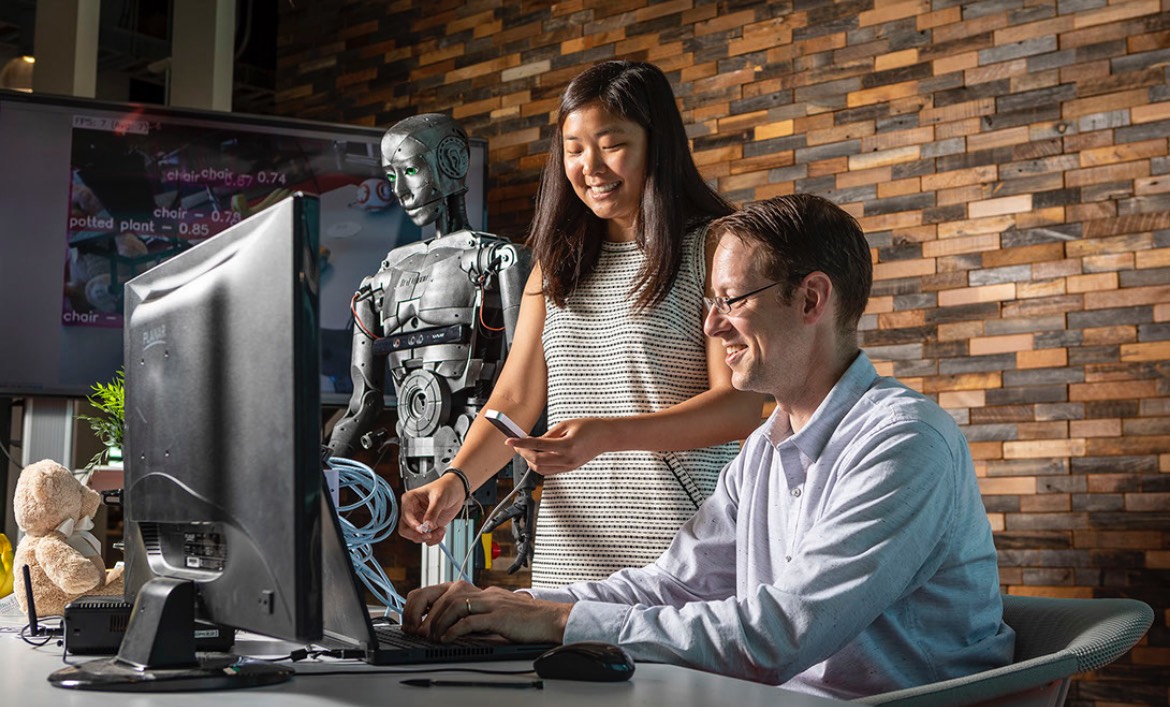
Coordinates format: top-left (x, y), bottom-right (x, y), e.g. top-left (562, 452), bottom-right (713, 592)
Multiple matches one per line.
top-left (1, 631), bottom-right (852, 707)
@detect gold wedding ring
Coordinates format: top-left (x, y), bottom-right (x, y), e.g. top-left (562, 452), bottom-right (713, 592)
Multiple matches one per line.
top-left (465, 598), bottom-right (473, 615)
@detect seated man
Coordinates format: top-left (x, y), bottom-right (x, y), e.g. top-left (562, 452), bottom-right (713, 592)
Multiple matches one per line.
top-left (400, 194), bottom-right (1016, 700)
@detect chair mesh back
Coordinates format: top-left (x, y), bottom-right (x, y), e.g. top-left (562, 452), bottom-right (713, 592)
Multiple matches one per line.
top-left (1002, 595), bottom-right (1154, 672)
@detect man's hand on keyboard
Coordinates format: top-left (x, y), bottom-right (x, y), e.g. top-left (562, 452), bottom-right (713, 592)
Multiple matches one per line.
top-left (403, 581), bottom-right (569, 645)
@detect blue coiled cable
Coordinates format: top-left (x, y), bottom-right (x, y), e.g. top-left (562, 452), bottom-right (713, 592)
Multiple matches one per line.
top-left (326, 456), bottom-right (406, 614)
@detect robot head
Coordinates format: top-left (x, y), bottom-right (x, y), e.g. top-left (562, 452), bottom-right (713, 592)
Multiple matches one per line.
top-left (381, 113), bottom-right (470, 227)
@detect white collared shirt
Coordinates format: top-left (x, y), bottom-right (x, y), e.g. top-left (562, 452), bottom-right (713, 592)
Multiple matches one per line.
top-left (525, 353), bottom-right (1015, 699)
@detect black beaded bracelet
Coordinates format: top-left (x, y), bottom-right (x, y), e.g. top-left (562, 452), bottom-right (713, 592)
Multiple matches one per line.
top-left (441, 467), bottom-right (471, 501)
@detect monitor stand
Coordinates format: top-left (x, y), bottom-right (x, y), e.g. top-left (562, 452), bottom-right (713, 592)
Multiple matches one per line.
top-left (48, 577), bottom-right (292, 691)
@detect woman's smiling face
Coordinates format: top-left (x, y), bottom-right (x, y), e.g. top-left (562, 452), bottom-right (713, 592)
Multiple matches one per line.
top-left (561, 101), bottom-right (648, 241)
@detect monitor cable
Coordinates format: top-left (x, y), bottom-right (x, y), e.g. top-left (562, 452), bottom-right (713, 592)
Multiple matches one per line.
top-left (0, 433), bottom-right (24, 471)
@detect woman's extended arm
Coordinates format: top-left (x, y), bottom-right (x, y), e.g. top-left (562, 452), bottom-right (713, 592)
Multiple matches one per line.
top-left (506, 336), bottom-right (762, 475)
top-left (508, 235), bottom-right (764, 475)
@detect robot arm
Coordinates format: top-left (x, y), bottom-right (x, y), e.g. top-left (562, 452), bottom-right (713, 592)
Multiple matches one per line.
top-left (327, 277), bottom-right (388, 458)
top-left (492, 242), bottom-right (531, 357)
top-left (493, 242), bottom-right (537, 571)
top-left (471, 239), bottom-right (538, 573)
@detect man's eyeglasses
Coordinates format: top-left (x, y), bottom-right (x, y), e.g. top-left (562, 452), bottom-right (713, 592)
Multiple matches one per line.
top-left (703, 273), bottom-right (808, 315)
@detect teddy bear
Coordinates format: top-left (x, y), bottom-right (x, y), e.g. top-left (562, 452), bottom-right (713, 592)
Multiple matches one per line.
top-left (12, 459), bottom-right (124, 619)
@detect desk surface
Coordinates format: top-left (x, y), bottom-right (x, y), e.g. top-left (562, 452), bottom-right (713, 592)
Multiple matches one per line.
top-left (1, 631), bottom-right (851, 707)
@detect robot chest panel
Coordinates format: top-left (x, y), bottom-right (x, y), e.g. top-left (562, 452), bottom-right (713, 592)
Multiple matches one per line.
top-left (384, 253), bottom-right (476, 327)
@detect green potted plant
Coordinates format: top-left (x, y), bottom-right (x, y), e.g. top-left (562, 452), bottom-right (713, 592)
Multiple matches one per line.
top-left (79, 368), bottom-right (125, 472)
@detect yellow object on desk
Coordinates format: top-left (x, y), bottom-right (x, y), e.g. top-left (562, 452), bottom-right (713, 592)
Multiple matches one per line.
top-left (0, 532), bottom-right (13, 597)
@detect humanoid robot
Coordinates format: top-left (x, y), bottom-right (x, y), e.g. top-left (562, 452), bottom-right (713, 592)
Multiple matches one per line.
top-left (327, 113), bottom-right (535, 572)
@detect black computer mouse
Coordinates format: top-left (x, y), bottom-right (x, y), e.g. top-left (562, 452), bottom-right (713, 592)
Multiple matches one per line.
top-left (533, 641), bottom-right (635, 682)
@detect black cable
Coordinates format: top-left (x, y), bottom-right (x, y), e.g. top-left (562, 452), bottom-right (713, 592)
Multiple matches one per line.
top-left (234, 0), bottom-right (254, 61)
top-left (295, 666), bottom-right (538, 677)
top-left (19, 617), bottom-right (63, 648)
top-left (60, 637), bottom-right (85, 666)
top-left (284, 647), bottom-right (362, 662)
top-left (47, 642), bottom-right (538, 674)
top-left (20, 632), bottom-right (52, 648)
top-left (269, 646), bottom-right (539, 676)
top-left (0, 433), bottom-right (23, 471)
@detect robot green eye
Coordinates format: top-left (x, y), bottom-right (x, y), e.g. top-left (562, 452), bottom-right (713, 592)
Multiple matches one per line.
top-left (386, 173), bottom-right (396, 182)
top-left (405, 167), bottom-right (417, 176)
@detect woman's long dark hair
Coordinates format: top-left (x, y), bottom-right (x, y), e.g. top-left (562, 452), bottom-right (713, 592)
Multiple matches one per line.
top-left (528, 61), bottom-right (733, 310)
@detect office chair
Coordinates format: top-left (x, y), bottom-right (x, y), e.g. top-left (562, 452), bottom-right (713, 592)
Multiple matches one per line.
top-left (856, 594), bottom-right (1154, 707)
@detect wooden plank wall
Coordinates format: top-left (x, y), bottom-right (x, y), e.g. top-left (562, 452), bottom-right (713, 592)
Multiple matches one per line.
top-left (276, 1), bottom-right (1170, 703)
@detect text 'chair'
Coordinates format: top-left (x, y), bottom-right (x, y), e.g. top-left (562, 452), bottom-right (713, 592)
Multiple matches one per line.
top-left (856, 594), bottom-right (1154, 707)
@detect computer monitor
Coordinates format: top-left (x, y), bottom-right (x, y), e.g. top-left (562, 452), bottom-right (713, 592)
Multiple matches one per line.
top-left (49, 194), bottom-right (323, 691)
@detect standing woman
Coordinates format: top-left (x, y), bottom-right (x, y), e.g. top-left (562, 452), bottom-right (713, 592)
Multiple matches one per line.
top-left (399, 61), bottom-right (763, 588)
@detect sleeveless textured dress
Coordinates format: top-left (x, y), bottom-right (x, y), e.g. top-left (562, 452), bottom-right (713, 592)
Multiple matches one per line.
top-left (532, 225), bottom-right (740, 588)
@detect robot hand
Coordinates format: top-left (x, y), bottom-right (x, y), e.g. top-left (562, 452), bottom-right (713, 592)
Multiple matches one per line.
top-left (481, 488), bottom-right (536, 574)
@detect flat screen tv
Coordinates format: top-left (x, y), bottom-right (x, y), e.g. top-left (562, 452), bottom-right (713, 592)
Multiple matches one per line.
top-left (0, 90), bottom-right (487, 404)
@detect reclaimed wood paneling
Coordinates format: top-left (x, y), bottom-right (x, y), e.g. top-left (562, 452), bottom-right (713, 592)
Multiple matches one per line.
top-left (277, 2), bottom-right (1170, 702)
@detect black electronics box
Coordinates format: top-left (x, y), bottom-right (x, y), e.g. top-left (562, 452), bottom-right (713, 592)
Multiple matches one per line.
top-left (63, 596), bottom-right (235, 655)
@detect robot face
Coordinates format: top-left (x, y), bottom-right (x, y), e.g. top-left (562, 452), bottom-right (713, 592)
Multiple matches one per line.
top-left (384, 141), bottom-right (445, 226)
top-left (381, 115), bottom-right (470, 229)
